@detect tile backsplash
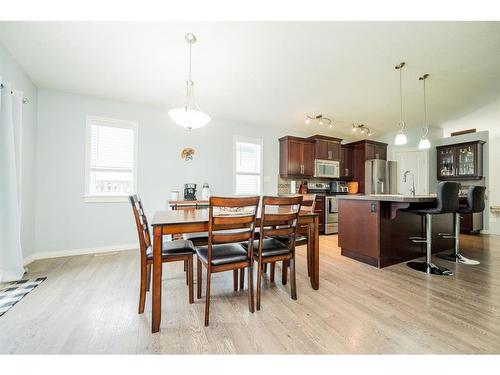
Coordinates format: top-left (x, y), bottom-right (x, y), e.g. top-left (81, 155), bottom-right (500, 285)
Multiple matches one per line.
top-left (277, 176), bottom-right (297, 195)
top-left (277, 176), bottom-right (330, 195)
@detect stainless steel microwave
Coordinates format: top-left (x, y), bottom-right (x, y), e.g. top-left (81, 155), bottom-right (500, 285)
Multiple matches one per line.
top-left (314, 159), bottom-right (340, 178)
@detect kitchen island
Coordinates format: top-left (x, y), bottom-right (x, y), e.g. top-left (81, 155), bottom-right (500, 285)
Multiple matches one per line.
top-left (337, 194), bottom-right (454, 268)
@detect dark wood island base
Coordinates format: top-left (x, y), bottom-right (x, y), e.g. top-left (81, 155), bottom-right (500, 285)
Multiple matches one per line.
top-left (338, 196), bottom-right (455, 268)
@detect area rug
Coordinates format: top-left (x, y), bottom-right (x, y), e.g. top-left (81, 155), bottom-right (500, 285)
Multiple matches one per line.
top-left (0, 277), bottom-right (46, 317)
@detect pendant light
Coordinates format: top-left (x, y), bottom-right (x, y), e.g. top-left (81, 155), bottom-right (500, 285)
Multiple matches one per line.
top-left (418, 74), bottom-right (431, 149)
top-left (168, 33), bottom-right (211, 130)
top-left (394, 62), bottom-right (407, 145)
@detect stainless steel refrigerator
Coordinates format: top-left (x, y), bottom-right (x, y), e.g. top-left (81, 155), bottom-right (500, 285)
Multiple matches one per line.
top-left (365, 159), bottom-right (398, 194)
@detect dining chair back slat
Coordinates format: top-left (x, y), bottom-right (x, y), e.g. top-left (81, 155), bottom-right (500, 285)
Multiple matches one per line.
top-left (129, 194), bottom-right (151, 259)
top-left (258, 195), bottom-right (303, 251)
top-left (208, 197), bottom-right (260, 251)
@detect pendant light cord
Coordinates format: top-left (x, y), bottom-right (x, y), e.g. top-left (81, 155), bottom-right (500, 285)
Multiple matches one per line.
top-left (185, 39), bottom-right (194, 107)
top-left (423, 78), bottom-right (427, 134)
top-left (188, 41), bottom-right (192, 80)
top-left (420, 73), bottom-right (430, 138)
top-left (399, 67), bottom-right (403, 125)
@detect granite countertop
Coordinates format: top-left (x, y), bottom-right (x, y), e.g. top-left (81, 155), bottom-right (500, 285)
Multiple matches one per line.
top-left (336, 194), bottom-right (437, 203)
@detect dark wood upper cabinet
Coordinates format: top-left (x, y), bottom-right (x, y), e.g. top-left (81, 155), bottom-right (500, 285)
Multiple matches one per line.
top-left (340, 145), bottom-right (353, 178)
top-left (302, 142), bottom-right (315, 176)
top-left (436, 141), bottom-right (485, 180)
top-left (365, 143), bottom-right (387, 160)
top-left (307, 135), bottom-right (342, 161)
top-left (279, 136), bottom-right (315, 177)
top-left (344, 140), bottom-right (388, 193)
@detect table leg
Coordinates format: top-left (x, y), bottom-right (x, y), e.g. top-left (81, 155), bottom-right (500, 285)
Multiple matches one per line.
top-left (310, 216), bottom-right (319, 290)
top-left (307, 224), bottom-right (312, 277)
top-left (152, 225), bottom-right (163, 333)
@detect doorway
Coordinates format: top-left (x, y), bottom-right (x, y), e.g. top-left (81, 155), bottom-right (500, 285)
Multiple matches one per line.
top-left (393, 148), bottom-right (429, 195)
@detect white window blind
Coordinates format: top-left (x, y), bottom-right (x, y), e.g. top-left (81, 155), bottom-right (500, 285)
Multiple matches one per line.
top-left (234, 137), bottom-right (262, 195)
top-left (85, 117), bottom-right (138, 202)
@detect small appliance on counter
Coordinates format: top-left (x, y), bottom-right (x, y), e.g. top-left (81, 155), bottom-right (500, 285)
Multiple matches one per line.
top-left (347, 182), bottom-right (359, 194)
top-left (329, 181), bottom-right (348, 194)
top-left (184, 183), bottom-right (197, 200)
top-left (201, 183), bottom-right (211, 200)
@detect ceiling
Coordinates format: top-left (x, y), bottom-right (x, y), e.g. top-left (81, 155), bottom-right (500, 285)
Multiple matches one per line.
top-left (1, 21), bottom-right (500, 139)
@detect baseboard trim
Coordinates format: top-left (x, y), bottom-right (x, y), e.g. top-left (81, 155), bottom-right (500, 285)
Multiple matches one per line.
top-left (23, 243), bottom-right (138, 266)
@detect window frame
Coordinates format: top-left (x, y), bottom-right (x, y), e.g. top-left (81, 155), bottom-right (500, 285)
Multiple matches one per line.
top-left (233, 135), bottom-right (264, 196)
top-left (84, 116), bottom-right (138, 203)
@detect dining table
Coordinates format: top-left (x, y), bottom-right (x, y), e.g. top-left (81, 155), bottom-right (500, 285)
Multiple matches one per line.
top-left (149, 207), bottom-right (320, 333)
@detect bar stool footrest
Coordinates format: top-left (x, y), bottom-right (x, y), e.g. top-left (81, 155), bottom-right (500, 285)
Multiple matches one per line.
top-left (437, 232), bottom-right (456, 239)
top-left (406, 261), bottom-right (453, 276)
top-left (409, 236), bottom-right (427, 243)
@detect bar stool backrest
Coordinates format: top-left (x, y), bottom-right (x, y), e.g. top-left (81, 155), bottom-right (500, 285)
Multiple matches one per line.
top-left (436, 181), bottom-right (461, 214)
top-left (465, 186), bottom-right (486, 213)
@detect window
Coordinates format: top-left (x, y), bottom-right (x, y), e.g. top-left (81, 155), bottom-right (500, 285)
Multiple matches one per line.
top-left (233, 136), bottom-right (263, 195)
top-left (84, 116), bottom-right (138, 202)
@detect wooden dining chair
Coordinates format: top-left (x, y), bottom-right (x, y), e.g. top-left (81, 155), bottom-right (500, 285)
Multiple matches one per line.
top-left (129, 195), bottom-right (196, 314)
top-left (242, 195), bottom-right (303, 310)
top-left (269, 194), bottom-right (315, 283)
top-left (195, 196), bottom-right (260, 326)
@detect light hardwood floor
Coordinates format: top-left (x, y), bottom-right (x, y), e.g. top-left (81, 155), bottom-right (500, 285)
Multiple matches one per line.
top-left (1, 234), bottom-right (499, 354)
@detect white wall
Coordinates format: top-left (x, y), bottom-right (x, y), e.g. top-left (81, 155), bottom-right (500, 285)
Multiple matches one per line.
top-left (35, 90), bottom-right (302, 254)
top-left (375, 126), bottom-right (443, 193)
top-left (440, 96), bottom-right (500, 235)
top-left (0, 43), bottom-right (37, 258)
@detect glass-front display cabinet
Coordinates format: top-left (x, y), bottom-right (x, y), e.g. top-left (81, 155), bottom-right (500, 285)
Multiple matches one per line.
top-left (436, 141), bottom-right (485, 180)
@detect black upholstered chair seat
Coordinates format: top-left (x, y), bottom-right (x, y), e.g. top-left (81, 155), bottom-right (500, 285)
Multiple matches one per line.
top-left (182, 232), bottom-right (209, 246)
top-left (272, 234), bottom-right (307, 245)
top-left (405, 206), bottom-right (449, 215)
top-left (241, 238), bottom-right (291, 257)
top-left (196, 243), bottom-right (249, 266)
top-left (146, 239), bottom-right (195, 259)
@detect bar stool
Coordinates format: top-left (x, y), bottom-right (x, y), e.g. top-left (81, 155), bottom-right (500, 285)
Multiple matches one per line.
top-left (406, 181), bottom-right (460, 276)
top-left (436, 185), bottom-right (485, 265)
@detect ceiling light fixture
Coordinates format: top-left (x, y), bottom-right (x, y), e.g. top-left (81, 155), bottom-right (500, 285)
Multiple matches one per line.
top-left (168, 33), bottom-right (211, 130)
top-left (305, 114), bottom-right (333, 128)
top-left (418, 73), bottom-right (431, 150)
top-left (394, 62), bottom-right (407, 145)
top-left (352, 123), bottom-right (372, 137)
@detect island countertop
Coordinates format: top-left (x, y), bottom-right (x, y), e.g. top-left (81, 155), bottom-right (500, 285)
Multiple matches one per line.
top-left (336, 194), bottom-right (436, 203)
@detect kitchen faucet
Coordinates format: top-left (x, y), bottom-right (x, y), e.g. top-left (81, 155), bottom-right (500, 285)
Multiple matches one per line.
top-left (403, 170), bottom-right (416, 196)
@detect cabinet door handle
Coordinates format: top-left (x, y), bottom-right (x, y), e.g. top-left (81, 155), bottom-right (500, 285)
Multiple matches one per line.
top-left (345, 168), bottom-right (348, 176)
top-left (328, 151), bottom-right (332, 159)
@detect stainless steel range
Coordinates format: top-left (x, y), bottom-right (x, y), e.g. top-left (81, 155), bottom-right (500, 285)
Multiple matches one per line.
top-left (325, 195), bottom-right (339, 234)
top-left (324, 181), bottom-right (348, 234)
top-left (307, 181), bottom-right (348, 235)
